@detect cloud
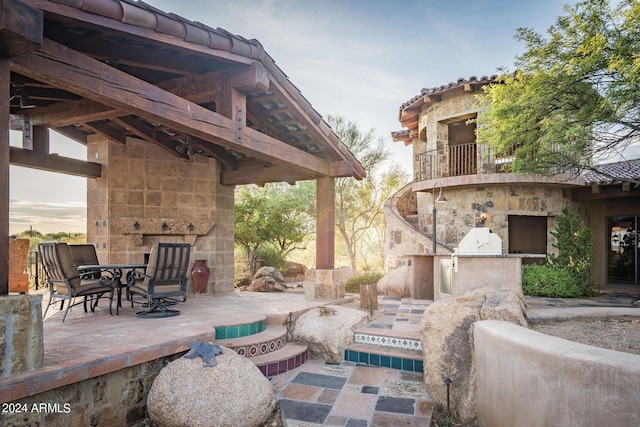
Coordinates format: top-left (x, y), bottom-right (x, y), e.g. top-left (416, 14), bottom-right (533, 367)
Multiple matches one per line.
top-left (10, 199), bottom-right (86, 234)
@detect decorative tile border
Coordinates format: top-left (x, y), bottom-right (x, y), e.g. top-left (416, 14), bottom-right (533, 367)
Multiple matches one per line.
top-left (355, 333), bottom-right (422, 351)
top-left (232, 335), bottom-right (287, 358)
top-left (343, 349), bottom-right (423, 373)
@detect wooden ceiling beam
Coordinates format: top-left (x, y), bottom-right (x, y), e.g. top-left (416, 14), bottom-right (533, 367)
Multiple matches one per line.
top-left (11, 38), bottom-right (331, 177)
top-left (51, 126), bottom-right (88, 145)
top-left (84, 120), bottom-right (128, 145)
top-left (9, 146), bottom-right (101, 178)
top-left (191, 137), bottom-right (240, 170)
top-left (112, 116), bottom-right (188, 159)
top-left (221, 161), bottom-right (317, 185)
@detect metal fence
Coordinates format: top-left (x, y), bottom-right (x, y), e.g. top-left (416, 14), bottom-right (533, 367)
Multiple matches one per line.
top-left (27, 250), bottom-right (48, 290)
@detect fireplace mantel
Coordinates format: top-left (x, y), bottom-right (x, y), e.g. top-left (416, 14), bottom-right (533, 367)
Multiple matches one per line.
top-left (111, 217), bottom-right (216, 246)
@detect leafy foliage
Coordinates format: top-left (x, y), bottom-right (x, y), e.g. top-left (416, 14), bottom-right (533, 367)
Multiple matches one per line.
top-left (14, 229), bottom-right (86, 249)
top-left (478, 0), bottom-right (640, 177)
top-left (522, 264), bottom-right (583, 298)
top-left (235, 182), bottom-right (315, 275)
top-left (521, 208), bottom-right (593, 297)
top-left (344, 272), bottom-right (384, 293)
top-left (329, 115), bottom-right (408, 270)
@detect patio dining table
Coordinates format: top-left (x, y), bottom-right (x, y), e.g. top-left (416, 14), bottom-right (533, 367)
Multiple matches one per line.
top-left (78, 263), bottom-right (147, 315)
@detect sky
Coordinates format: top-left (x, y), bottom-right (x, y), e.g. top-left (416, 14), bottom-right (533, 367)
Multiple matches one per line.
top-left (10, 0), bottom-right (581, 234)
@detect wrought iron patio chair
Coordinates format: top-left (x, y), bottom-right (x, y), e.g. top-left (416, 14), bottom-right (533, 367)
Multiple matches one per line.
top-left (69, 243), bottom-right (101, 280)
top-left (39, 242), bottom-right (114, 322)
top-left (128, 243), bottom-right (191, 318)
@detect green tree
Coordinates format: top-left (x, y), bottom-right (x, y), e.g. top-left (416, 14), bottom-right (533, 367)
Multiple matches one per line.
top-left (329, 115), bottom-right (408, 270)
top-left (234, 182), bottom-right (315, 275)
top-left (548, 208), bottom-right (593, 292)
top-left (478, 0), bottom-right (640, 178)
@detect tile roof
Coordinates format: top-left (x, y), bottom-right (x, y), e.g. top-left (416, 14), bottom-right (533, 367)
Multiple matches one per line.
top-left (399, 75), bottom-right (498, 119)
top-left (583, 159), bottom-right (640, 185)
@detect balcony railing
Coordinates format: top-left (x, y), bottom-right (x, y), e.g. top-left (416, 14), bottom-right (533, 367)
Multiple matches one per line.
top-left (418, 142), bottom-right (514, 181)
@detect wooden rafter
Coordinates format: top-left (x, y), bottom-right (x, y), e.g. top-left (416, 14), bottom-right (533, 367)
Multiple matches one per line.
top-left (11, 38), bottom-right (331, 178)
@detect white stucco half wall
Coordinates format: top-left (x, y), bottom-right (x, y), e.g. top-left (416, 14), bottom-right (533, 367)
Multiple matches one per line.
top-left (474, 320), bottom-right (640, 427)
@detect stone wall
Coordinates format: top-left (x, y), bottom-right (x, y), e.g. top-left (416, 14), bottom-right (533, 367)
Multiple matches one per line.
top-left (0, 295), bottom-right (43, 378)
top-left (86, 135), bottom-right (235, 293)
top-left (417, 184), bottom-right (584, 254)
top-left (0, 353), bottom-right (183, 426)
top-left (384, 182), bottom-right (433, 272)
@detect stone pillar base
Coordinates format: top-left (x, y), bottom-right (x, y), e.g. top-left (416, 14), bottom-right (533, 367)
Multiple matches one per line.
top-left (304, 268), bottom-right (355, 301)
top-left (0, 294), bottom-right (44, 377)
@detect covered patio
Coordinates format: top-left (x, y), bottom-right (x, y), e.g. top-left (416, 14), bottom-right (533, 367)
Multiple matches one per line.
top-left (0, 0), bottom-right (366, 423)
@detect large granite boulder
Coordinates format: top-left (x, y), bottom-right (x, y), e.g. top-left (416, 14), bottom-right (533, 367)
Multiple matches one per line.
top-left (420, 284), bottom-right (527, 425)
top-left (147, 343), bottom-right (275, 427)
top-left (248, 266), bottom-right (287, 292)
top-left (376, 265), bottom-right (409, 297)
top-left (293, 305), bottom-right (369, 363)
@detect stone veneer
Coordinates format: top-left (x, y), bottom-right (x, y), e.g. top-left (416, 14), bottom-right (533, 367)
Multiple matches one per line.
top-left (304, 268), bottom-right (355, 300)
top-left (385, 85), bottom-right (590, 271)
top-left (86, 135), bottom-right (235, 293)
top-left (0, 295), bottom-right (44, 377)
top-left (0, 353), bottom-right (183, 426)
top-left (416, 184), bottom-right (585, 254)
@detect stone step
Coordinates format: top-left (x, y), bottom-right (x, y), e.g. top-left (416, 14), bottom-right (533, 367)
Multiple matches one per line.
top-left (344, 343), bottom-right (423, 373)
top-left (252, 343), bottom-right (309, 377)
top-left (215, 326), bottom-right (288, 358)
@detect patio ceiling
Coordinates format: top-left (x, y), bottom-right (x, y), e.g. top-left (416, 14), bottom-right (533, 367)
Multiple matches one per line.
top-left (8, 0), bottom-right (366, 185)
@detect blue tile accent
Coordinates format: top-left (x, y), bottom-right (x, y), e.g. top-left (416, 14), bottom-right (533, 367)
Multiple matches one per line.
top-left (370, 353), bottom-right (380, 366)
top-left (250, 322), bottom-right (258, 335)
top-left (226, 326), bottom-right (239, 339)
top-left (347, 350), bottom-right (359, 363)
top-left (391, 357), bottom-right (402, 369)
top-left (380, 355), bottom-right (391, 368)
top-left (215, 327), bottom-right (226, 339)
top-left (358, 352), bottom-right (369, 364)
top-left (415, 360), bottom-right (424, 373)
top-left (402, 358), bottom-right (413, 371)
top-left (239, 324), bottom-right (250, 337)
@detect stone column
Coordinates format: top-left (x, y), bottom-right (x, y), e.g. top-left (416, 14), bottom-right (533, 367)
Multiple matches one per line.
top-left (0, 294), bottom-right (44, 377)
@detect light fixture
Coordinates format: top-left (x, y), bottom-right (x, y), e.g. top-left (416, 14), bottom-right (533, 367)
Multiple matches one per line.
top-left (432, 181), bottom-right (447, 254)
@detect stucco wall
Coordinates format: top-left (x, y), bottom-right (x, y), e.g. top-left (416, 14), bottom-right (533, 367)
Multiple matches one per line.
top-left (86, 135), bottom-right (235, 293)
top-left (474, 320), bottom-right (640, 427)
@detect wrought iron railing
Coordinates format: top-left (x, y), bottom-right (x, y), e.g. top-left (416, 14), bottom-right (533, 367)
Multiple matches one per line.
top-left (27, 250), bottom-right (48, 290)
top-left (418, 142), bottom-right (515, 180)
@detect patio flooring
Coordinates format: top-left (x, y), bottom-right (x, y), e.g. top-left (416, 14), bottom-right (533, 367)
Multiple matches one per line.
top-left (2, 284), bottom-right (638, 426)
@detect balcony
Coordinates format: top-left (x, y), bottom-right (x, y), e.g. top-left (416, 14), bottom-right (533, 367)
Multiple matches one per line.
top-left (418, 142), bottom-right (514, 181)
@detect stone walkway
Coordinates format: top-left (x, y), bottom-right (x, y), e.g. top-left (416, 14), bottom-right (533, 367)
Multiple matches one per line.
top-left (273, 297), bottom-right (434, 427)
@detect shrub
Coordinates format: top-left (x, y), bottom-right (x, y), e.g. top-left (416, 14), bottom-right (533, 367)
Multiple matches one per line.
top-left (344, 272), bottom-right (383, 293)
top-left (256, 245), bottom-right (285, 271)
top-left (522, 264), bottom-right (582, 298)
